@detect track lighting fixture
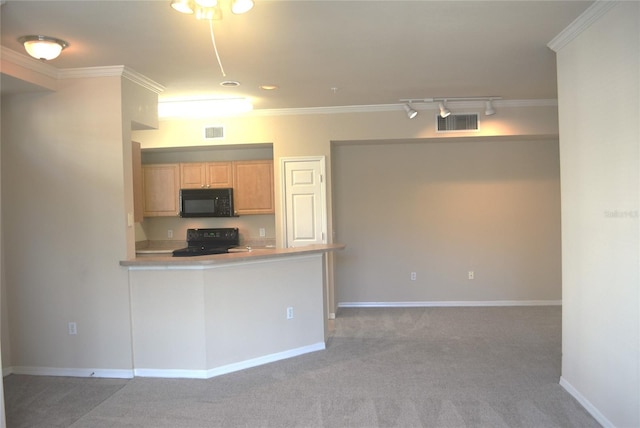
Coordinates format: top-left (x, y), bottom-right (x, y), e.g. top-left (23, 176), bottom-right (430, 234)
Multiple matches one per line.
top-left (398, 97), bottom-right (501, 119)
top-left (404, 103), bottom-right (418, 119)
top-left (438, 102), bottom-right (451, 118)
top-left (484, 100), bottom-right (496, 116)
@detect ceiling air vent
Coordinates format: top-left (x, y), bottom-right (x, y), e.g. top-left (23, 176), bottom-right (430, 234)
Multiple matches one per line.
top-left (204, 126), bottom-right (224, 140)
top-left (437, 114), bottom-right (479, 132)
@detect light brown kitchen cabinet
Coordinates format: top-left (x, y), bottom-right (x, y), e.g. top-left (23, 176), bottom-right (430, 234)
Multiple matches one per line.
top-left (232, 160), bottom-right (275, 215)
top-left (180, 162), bottom-right (233, 189)
top-left (142, 163), bottom-right (180, 217)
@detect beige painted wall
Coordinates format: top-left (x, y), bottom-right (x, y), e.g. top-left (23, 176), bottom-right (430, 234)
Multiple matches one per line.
top-left (332, 137), bottom-right (561, 304)
top-left (1, 73), bottom-right (158, 376)
top-left (133, 103), bottom-right (560, 251)
top-left (0, 58), bottom-right (560, 378)
top-left (553, 2), bottom-right (640, 427)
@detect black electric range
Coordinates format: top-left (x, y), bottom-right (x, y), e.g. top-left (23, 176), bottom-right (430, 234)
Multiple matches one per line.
top-left (172, 228), bottom-right (239, 257)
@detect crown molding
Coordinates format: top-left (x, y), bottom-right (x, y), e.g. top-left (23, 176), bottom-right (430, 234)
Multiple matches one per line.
top-left (1, 46), bottom-right (164, 94)
top-left (249, 99), bottom-right (557, 117)
top-left (122, 67), bottom-right (165, 94)
top-left (548, 0), bottom-right (618, 52)
top-left (58, 66), bottom-right (165, 94)
top-left (0, 46), bottom-right (58, 78)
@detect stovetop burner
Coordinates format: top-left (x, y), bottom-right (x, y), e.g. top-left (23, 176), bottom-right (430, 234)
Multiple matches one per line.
top-left (172, 228), bottom-right (239, 257)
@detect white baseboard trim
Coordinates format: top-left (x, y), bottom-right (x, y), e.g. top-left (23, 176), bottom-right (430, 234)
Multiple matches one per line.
top-left (7, 366), bottom-right (134, 379)
top-left (338, 300), bottom-right (562, 308)
top-left (134, 342), bottom-right (326, 379)
top-left (559, 376), bottom-right (614, 428)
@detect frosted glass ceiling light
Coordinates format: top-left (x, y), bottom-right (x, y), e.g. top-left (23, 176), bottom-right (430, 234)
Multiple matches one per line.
top-left (195, 0), bottom-right (218, 7)
top-left (439, 101), bottom-right (451, 118)
top-left (171, 0), bottom-right (195, 14)
top-left (403, 103), bottom-right (418, 119)
top-left (231, 0), bottom-right (254, 14)
top-left (484, 100), bottom-right (496, 116)
top-left (18, 35), bottom-right (68, 60)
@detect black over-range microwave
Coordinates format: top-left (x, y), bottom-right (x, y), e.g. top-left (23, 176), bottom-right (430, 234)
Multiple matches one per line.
top-left (179, 188), bottom-right (235, 217)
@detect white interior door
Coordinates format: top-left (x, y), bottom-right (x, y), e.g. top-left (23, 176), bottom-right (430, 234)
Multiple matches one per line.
top-left (281, 157), bottom-right (327, 248)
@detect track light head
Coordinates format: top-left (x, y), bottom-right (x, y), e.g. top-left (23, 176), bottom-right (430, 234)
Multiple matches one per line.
top-left (403, 103), bottom-right (418, 119)
top-left (438, 102), bottom-right (451, 118)
top-left (484, 100), bottom-right (496, 116)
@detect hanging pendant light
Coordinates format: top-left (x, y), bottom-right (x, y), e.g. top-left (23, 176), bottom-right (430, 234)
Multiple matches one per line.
top-left (170, 0), bottom-right (195, 14)
top-left (231, 0), bottom-right (254, 14)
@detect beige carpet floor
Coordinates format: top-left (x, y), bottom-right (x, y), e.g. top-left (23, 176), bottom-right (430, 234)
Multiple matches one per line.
top-left (3, 306), bottom-right (601, 427)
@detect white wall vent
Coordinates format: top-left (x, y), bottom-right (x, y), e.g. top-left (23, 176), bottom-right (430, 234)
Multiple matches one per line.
top-left (437, 114), bottom-right (479, 132)
top-left (204, 126), bottom-right (224, 139)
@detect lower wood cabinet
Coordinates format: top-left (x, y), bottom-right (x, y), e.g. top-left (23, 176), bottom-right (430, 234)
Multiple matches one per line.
top-left (142, 164), bottom-right (180, 217)
top-left (233, 160), bottom-right (275, 215)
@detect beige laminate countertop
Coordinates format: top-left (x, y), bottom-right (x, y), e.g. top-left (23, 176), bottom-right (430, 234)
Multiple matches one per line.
top-left (120, 243), bottom-right (345, 267)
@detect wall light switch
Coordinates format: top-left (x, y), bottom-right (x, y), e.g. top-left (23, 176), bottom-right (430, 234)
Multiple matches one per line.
top-left (259, 228), bottom-right (266, 237)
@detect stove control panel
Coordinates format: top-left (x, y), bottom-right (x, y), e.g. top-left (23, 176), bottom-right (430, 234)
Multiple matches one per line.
top-left (186, 228), bottom-right (239, 247)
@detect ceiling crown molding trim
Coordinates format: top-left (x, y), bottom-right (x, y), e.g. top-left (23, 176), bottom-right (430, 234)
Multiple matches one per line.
top-left (1, 47), bottom-right (165, 94)
top-left (547, 0), bottom-right (617, 52)
top-left (250, 99), bottom-right (557, 117)
top-left (250, 104), bottom-right (398, 117)
top-left (0, 46), bottom-right (58, 79)
top-left (122, 67), bottom-right (165, 94)
top-left (57, 66), bottom-right (165, 94)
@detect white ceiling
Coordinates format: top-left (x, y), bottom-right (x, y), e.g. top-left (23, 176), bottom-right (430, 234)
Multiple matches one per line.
top-left (1, 0), bottom-right (593, 110)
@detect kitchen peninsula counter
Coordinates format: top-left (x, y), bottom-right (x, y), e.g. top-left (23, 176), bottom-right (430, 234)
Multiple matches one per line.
top-left (121, 243), bottom-right (344, 267)
top-left (120, 244), bottom-right (344, 379)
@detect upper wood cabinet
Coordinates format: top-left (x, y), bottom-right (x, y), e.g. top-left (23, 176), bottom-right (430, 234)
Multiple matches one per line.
top-left (233, 160), bottom-right (275, 215)
top-left (180, 162), bottom-right (233, 189)
top-left (142, 164), bottom-right (180, 217)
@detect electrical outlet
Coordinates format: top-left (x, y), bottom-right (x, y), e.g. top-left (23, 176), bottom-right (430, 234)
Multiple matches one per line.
top-left (468, 271), bottom-right (475, 280)
top-left (286, 307), bottom-right (294, 319)
top-left (168, 229), bottom-right (173, 239)
top-left (68, 322), bottom-right (77, 335)
top-left (410, 272), bottom-right (417, 281)
top-left (259, 228), bottom-right (266, 237)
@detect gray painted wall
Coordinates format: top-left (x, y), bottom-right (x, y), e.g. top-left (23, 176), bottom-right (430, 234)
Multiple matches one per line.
top-left (332, 138), bottom-right (561, 305)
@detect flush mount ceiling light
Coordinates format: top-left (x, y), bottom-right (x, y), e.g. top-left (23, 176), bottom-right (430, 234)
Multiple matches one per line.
top-left (403, 103), bottom-right (418, 119)
top-left (18, 35), bottom-right (68, 60)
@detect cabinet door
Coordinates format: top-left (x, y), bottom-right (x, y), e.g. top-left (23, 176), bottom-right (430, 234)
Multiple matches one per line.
top-left (206, 162), bottom-right (233, 188)
top-left (180, 163), bottom-right (207, 189)
top-left (233, 160), bottom-right (274, 215)
top-left (143, 164), bottom-right (180, 217)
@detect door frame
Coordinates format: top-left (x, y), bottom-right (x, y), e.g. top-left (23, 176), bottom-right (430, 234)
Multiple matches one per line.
top-left (279, 156), bottom-right (328, 248)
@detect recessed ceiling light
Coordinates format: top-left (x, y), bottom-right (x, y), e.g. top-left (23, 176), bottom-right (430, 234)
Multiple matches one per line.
top-left (259, 84), bottom-right (279, 91)
top-left (220, 80), bottom-right (240, 87)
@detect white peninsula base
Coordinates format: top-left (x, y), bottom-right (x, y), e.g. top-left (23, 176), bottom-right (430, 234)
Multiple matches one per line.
top-left (126, 251), bottom-right (331, 379)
